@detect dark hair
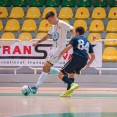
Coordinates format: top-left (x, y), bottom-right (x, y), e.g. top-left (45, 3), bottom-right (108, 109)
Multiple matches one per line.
top-left (45, 11), bottom-right (55, 19)
top-left (75, 26), bottom-right (84, 35)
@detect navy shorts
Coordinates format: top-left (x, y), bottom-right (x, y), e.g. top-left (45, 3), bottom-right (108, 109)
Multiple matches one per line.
top-left (61, 55), bottom-right (88, 75)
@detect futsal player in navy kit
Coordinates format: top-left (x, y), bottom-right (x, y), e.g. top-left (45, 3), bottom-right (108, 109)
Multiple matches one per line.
top-left (56, 26), bottom-right (95, 97)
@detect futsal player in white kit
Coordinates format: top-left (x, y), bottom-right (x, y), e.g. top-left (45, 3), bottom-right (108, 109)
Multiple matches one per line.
top-left (28, 11), bottom-right (76, 95)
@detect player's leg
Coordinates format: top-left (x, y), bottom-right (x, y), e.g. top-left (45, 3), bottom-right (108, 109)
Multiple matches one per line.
top-left (60, 74), bottom-right (74, 97)
top-left (29, 61), bottom-right (52, 94)
top-left (61, 73), bottom-right (80, 97)
top-left (48, 50), bottom-right (61, 75)
top-left (60, 56), bottom-right (88, 97)
top-left (67, 71), bottom-right (80, 90)
top-left (67, 74), bottom-right (74, 90)
top-left (65, 57), bottom-right (87, 96)
top-left (59, 58), bottom-right (79, 97)
top-left (48, 67), bottom-right (60, 75)
top-left (29, 50), bottom-right (61, 94)
top-left (59, 72), bottom-right (79, 97)
top-left (35, 56), bottom-right (62, 88)
top-left (35, 61), bottom-right (52, 87)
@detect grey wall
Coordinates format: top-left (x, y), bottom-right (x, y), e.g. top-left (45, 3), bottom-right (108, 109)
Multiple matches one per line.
top-left (0, 74), bottom-right (117, 88)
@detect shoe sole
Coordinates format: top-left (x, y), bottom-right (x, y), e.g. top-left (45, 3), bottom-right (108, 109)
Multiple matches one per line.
top-left (60, 96), bottom-right (71, 97)
top-left (60, 91), bottom-right (71, 97)
top-left (60, 95), bottom-right (71, 97)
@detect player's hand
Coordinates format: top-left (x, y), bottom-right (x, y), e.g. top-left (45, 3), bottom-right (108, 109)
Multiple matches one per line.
top-left (32, 41), bottom-right (38, 47)
top-left (86, 62), bottom-right (90, 68)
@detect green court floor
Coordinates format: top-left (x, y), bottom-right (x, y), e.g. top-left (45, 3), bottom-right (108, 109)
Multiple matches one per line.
top-left (0, 93), bottom-right (117, 98)
top-left (13, 112), bottom-right (117, 117)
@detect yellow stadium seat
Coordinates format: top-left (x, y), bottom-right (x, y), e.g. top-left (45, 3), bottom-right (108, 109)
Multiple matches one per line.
top-left (58, 7), bottom-right (73, 19)
top-left (0, 20), bottom-right (3, 31)
top-left (21, 19), bottom-right (37, 32)
top-left (26, 7), bottom-right (40, 19)
top-left (75, 7), bottom-right (90, 19)
top-left (9, 7), bottom-right (24, 19)
top-left (88, 33), bottom-right (101, 42)
top-left (42, 7), bottom-right (57, 19)
top-left (4, 19), bottom-right (20, 32)
top-left (73, 20), bottom-right (87, 32)
top-left (18, 33), bottom-right (32, 41)
top-left (92, 7), bottom-right (106, 19)
top-left (36, 33), bottom-right (47, 39)
top-left (108, 7), bottom-right (117, 20)
top-left (0, 7), bottom-right (8, 18)
top-left (62, 20), bottom-right (70, 24)
top-left (89, 20), bottom-right (104, 32)
top-left (1, 32), bottom-right (15, 39)
top-left (102, 47), bottom-right (117, 62)
top-left (104, 33), bottom-right (117, 46)
top-left (38, 20), bottom-right (51, 32)
top-left (106, 20), bottom-right (117, 32)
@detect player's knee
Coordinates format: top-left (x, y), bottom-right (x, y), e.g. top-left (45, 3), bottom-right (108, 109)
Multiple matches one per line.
top-left (43, 63), bottom-right (50, 72)
top-left (59, 72), bottom-right (64, 79)
top-left (43, 65), bottom-right (47, 72)
top-left (69, 74), bottom-right (74, 78)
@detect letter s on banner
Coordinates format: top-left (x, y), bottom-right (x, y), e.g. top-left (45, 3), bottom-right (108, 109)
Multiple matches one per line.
top-left (34, 44), bottom-right (47, 59)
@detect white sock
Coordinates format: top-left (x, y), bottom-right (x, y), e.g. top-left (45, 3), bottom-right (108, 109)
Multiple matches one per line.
top-left (35, 72), bottom-right (48, 88)
top-left (49, 67), bottom-right (60, 75)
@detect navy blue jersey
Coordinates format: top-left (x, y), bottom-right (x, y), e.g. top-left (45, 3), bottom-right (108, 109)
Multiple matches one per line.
top-left (69, 36), bottom-right (94, 59)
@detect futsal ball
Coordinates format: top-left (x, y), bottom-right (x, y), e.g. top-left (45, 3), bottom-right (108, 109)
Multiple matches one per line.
top-left (22, 85), bottom-right (30, 96)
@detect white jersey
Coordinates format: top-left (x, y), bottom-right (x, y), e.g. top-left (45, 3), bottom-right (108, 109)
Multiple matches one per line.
top-left (48, 20), bottom-right (73, 51)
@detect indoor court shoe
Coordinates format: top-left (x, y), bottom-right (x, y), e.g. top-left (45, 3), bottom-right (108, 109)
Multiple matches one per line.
top-left (28, 86), bottom-right (37, 94)
top-left (67, 83), bottom-right (79, 95)
top-left (60, 90), bottom-right (71, 97)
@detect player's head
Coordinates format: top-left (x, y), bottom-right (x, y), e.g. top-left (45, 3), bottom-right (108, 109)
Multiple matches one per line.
top-left (75, 27), bottom-right (84, 36)
top-left (45, 11), bottom-right (58, 25)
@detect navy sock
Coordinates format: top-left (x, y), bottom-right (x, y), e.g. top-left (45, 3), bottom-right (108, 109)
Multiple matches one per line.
top-left (67, 78), bottom-right (74, 90)
top-left (62, 75), bottom-right (73, 86)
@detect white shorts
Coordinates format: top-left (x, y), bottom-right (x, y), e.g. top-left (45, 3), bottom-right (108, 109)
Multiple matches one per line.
top-left (46, 49), bottom-right (61, 65)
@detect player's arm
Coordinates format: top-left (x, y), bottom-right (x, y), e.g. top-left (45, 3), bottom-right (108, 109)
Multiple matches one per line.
top-left (86, 43), bottom-right (95, 67)
top-left (56, 37), bottom-right (75, 59)
top-left (38, 34), bottom-right (50, 43)
top-left (32, 34), bottom-right (50, 47)
top-left (63, 22), bottom-right (75, 38)
top-left (58, 44), bottom-right (73, 59)
top-left (32, 26), bottom-right (52, 47)
top-left (86, 53), bottom-right (95, 67)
